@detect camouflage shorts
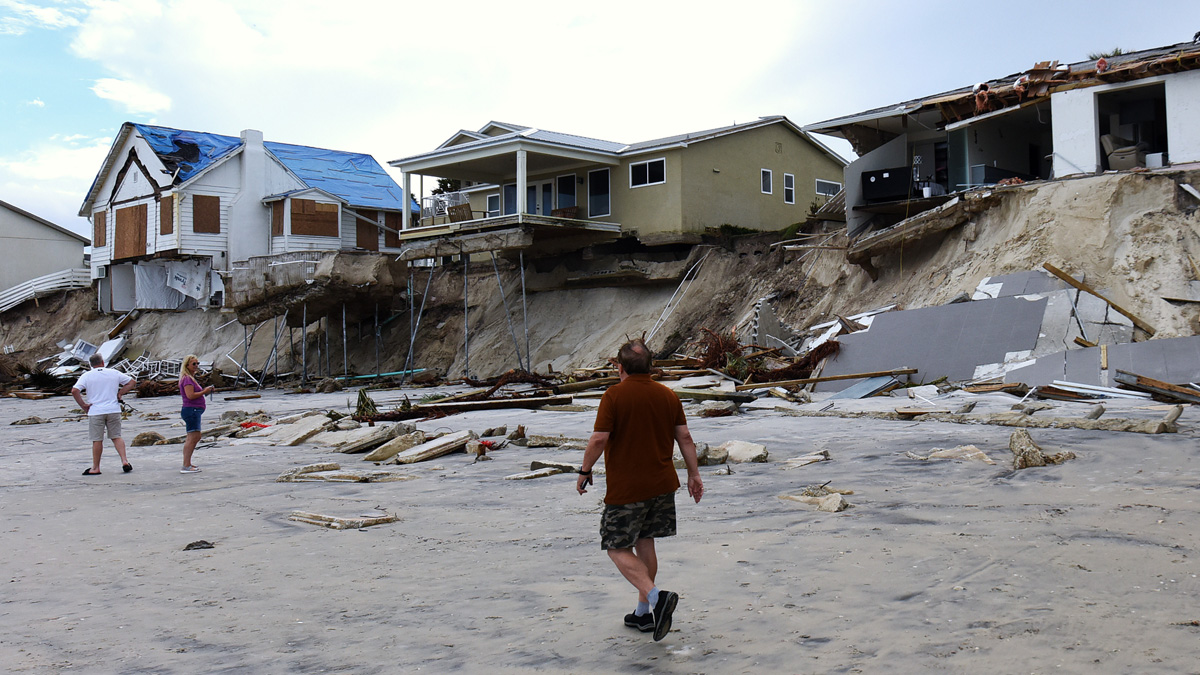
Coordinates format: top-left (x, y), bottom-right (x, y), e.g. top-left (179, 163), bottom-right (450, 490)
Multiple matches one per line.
top-left (600, 492), bottom-right (677, 550)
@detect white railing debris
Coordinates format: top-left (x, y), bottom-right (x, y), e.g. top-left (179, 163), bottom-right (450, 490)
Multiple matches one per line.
top-left (0, 268), bottom-right (91, 314)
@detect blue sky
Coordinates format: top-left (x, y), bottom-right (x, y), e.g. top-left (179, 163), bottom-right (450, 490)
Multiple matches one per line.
top-left (2, 0), bottom-right (1199, 239)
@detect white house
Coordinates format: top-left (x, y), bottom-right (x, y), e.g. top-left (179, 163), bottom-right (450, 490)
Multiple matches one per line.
top-left (79, 123), bottom-right (418, 313)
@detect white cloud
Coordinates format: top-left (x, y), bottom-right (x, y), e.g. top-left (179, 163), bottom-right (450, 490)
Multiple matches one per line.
top-left (0, 138), bottom-right (110, 234)
top-left (90, 77), bottom-right (171, 114)
top-left (27, 98), bottom-right (45, 107)
top-left (0, 0), bottom-right (82, 35)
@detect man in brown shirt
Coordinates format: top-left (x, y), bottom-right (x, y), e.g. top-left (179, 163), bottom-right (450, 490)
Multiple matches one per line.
top-left (576, 338), bottom-right (703, 641)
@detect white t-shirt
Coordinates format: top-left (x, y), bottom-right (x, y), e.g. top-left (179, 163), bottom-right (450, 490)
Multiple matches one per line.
top-left (73, 367), bottom-right (134, 416)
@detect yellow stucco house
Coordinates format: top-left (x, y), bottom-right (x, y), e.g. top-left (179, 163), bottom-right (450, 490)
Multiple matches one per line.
top-left (388, 117), bottom-right (846, 260)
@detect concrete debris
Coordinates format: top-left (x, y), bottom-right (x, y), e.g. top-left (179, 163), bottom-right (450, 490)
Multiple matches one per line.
top-left (131, 431), bottom-right (166, 446)
top-left (698, 400), bottom-right (740, 417)
top-left (389, 429), bottom-right (476, 465)
top-left (523, 434), bottom-right (585, 448)
top-left (721, 440), bottom-right (769, 463)
top-left (507, 425), bottom-right (526, 441)
top-left (529, 460), bottom-right (586, 474)
top-left (270, 414), bottom-right (337, 446)
top-left (481, 425), bottom-right (508, 437)
top-left (906, 445), bottom-right (995, 464)
top-left (779, 485), bottom-right (853, 511)
top-left (288, 511), bottom-right (399, 530)
top-left (276, 463), bottom-right (341, 482)
top-left (315, 378), bottom-right (342, 393)
top-left (289, 471), bottom-right (416, 483)
top-left (363, 430), bottom-right (426, 462)
top-left (504, 467), bottom-right (561, 480)
top-left (674, 442), bottom-right (721, 468)
top-left (782, 450), bottom-right (831, 468)
top-left (1009, 429), bottom-right (1076, 470)
top-left (1085, 405), bottom-right (1106, 420)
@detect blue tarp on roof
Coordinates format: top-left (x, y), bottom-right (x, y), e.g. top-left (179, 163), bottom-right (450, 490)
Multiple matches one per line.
top-left (130, 124), bottom-right (416, 212)
top-left (133, 124), bottom-right (242, 183)
top-left (265, 142), bottom-right (417, 213)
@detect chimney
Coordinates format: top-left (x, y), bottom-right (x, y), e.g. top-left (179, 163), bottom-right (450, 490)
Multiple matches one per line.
top-left (228, 129), bottom-right (268, 263)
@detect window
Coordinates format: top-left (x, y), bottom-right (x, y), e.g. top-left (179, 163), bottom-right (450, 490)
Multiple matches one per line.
top-left (630, 158), bottom-right (665, 188)
top-left (93, 210), bottom-right (106, 247)
top-left (290, 198), bottom-right (339, 237)
top-left (761, 169), bottom-right (772, 194)
top-left (588, 168), bottom-right (610, 218)
top-left (784, 173), bottom-right (795, 204)
top-left (556, 175), bottom-right (576, 208)
top-left (816, 179), bottom-right (842, 196)
top-left (193, 194), bottom-right (221, 233)
top-left (486, 194), bottom-right (500, 218)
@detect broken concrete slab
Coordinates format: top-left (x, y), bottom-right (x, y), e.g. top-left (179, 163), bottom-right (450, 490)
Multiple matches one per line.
top-left (698, 400), bottom-right (740, 417)
top-left (906, 445), bottom-right (995, 464)
top-left (270, 414), bottom-right (336, 446)
top-left (504, 467), bottom-right (562, 480)
top-left (276, 462), bottom-right (341, 482)
top-left (363, 431), bottom-right (426, 462)
top-left (131, 431), bottom-right (166, 446)
top-left (721, 440), bottom-right (768, 463)
top-left (524, 434), bottom-right (585, 448)
top-left (390, 429), bottom-right (476, 465)
top-left (290, 471), bottom-right (417, 483)
top-left (288, 511), bottom-right (399, 530)
top-left (782, 450), bottom-right (831, 468)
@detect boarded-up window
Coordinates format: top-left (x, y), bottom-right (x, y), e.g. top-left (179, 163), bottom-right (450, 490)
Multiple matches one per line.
top-left (384, 212), bottom-right (401, 248)
top-left (271, 202), bottom-right (284, 236)
top-left (290, 199), bottom-right (339, 237)
top-left (355, 209), bottom-right (379, 251)
top-left (93, 211), bottom-right (107, 247)
top-left (114, 203), bottom-right (148, 260)
top-left (193, 194), bottom-right (221, 233)
top-left (159, 195), bottom-right (173, 235)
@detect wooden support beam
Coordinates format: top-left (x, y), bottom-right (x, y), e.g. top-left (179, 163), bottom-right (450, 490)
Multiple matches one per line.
top-left (1042, 262), bottom-right (1156, 335)
top-left (735, 368), bottom-right (916, 391)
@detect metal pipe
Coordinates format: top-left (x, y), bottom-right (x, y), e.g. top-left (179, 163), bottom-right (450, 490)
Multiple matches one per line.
top-left (490, 251), bottom-right (526, 371)
top-left (301, 303), bottom-right (307, 385)
top-left (520, 250), bottom-right (529, 373)
top-left (402, 262), bottom-right (435, 385)
top-left (342, 302), bottom-right (348, 377)
top-left (324, 316), bottom-right (330, 377)
top-left (462, 253), bottom-right (469, 379)
top-left (374, 302), bottom-right (380, 378)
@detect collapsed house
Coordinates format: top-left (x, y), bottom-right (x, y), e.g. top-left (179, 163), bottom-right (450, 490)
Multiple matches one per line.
top-left (804, 39), bottom-right (1200, 279)
top-left (78, 123), bottom-right (420, 313)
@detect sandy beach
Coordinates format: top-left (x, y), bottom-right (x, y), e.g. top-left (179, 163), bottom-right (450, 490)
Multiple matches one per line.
top-left (2, 386), bottom-right (1198, 674)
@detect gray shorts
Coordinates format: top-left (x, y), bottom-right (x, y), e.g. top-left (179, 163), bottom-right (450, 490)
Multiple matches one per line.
top-left (600, 492), bottom-right (677, 550)
top-left (88, 413), bottom-right (122, 442)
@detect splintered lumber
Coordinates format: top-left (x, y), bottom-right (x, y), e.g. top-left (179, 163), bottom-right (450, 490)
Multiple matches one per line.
top-left (553, 377), bottom-right (618, 395)
top-left (1113, 370), bottom-right (1200, 404)
top-left (391, 429), bottom-right (476, 464)
top-left (417, 394), bottom-right (573, 414)
top-left (1042, 262), bottom-right (1156, 335)
top-left (895, 407), bottom-right (953, 417)
top-left (673, 388), bottom-right (757, 404)
top-left (288, 511), bottom-right (399, 530)
top-left (962, 382), bottom-right (1029, 396)
top-left (735, 368), bottom-right (917, 391)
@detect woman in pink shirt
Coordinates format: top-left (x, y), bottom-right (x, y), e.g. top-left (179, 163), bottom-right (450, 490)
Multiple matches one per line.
top-left (179, 354), bottom-right (214, 473)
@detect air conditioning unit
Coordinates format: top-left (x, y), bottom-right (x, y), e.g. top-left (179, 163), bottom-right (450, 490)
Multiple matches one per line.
top-left (95, 266), bottom-right (107, 279)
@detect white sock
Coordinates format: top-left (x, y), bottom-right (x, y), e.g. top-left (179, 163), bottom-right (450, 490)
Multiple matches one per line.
top-left (647, 587), bottom-right (660, 607)
top-left (635, 601), bottom-right (650, 616)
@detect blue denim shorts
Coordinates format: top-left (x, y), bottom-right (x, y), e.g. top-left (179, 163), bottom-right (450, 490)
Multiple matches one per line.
top-left (181, 406), bottom-right (204, 433)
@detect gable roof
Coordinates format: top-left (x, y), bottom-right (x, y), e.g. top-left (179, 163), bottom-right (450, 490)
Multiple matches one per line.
top-left (0, 199), bottom-right (90, 244)
top-left (396, 116), bottom-right (847, 169)
top-left (80, 123), bottom-right (417, 215)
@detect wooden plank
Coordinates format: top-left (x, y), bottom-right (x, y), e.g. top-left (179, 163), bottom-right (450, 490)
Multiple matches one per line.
top-left (1042, 262), bottom-right (1156, 335)
top-left (673, 388), bottom-right (758, 404)
top-left (963, 382), bottom-right (1029, 396)
top-left (553, 377), bottom-right (618, 395)
top-left (1100, 344), bottom-right (1108, 370)
top-left (1113, 370), bottom-right (1200, 404)
top-left (735, 368), bottom-right (917, 391)
top-left (895, 407), bottom-right (952, 416)
top-left (1073, 336), bottom-right (1097, 348)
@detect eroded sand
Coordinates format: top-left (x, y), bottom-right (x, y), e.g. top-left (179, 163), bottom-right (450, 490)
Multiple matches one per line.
top-left (1, 386), bottom-right (1199, 673)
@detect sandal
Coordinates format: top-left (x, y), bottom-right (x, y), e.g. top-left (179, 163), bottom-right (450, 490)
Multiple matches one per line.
top-left (82, 468), bottom-right (101, 476)
top-left (180, 466), bottom-right (201, 473)
top-left (123, 463), bottom-right (133, 473)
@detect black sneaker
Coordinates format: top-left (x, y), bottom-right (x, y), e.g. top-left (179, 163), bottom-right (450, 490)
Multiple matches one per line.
top-left (652, 590), bottom-right (678, 641)
top-left (623, 612), bottom-right (653, 632)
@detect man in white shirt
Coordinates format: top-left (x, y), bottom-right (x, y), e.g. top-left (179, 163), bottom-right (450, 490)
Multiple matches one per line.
top-left (72, 354), bottom-right (137, 476)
